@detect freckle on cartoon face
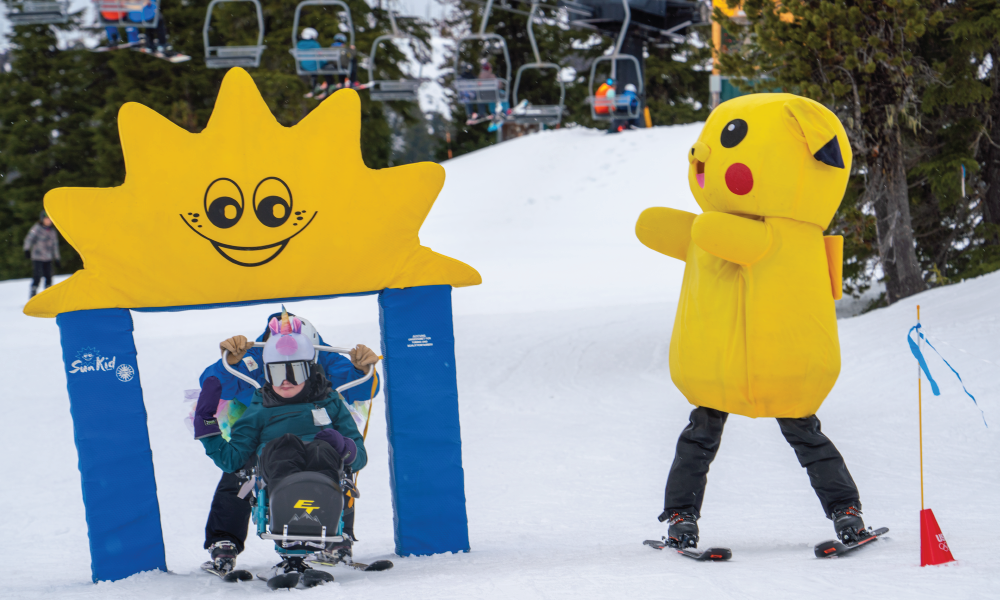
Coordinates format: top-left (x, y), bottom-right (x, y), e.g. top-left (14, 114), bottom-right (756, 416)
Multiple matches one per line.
top-left (180, 176), bottom-right (317, 267)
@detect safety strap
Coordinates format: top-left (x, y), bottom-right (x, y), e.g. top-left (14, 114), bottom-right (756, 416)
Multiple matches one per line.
top-left (349, 355), bottom-right (383, 506)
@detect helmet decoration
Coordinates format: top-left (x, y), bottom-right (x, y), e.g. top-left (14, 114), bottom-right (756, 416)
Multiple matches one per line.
top-left (262, 308), bottom-right (316, 385)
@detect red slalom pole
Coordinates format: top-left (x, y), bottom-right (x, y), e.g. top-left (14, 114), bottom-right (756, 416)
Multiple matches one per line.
top-left (916, 305), bottom-right (956, 567)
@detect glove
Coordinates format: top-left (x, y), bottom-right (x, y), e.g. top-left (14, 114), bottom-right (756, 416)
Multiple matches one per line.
top-left (315, 428), bottom-right (357, 464)
top-left (24, 250), bottom-right (31, 261)
top-left (194, 376), bottom-right (222, 439)
top-left (220, 335), bottom-right (252, 365)
top-left (54, 259), bottom-right (61, 269)
top-left (349, 344), bottom-right (378, 373)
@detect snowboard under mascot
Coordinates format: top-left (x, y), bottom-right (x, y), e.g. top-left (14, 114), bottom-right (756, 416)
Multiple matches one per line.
top-left (635, 93), bottom-right (871, 550)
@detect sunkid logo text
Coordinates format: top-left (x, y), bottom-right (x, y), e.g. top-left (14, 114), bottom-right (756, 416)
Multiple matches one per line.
top-left (69, 346), bottom-right (135, 383)
top-left (69, 346), bottom-right (117, 374)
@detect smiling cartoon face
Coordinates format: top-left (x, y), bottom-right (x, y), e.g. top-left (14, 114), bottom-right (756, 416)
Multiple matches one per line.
top-left (77, 347), bottom-right (97, 365)
top-left (180, 176), bottom-right (317, 266)
top-left (24, 68), bottom-right (481, 318)
top-left (687, 93), bottom-right (852, 229)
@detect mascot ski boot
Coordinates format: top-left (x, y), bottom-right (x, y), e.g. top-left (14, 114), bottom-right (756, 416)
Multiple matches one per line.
top-left (662, 510), bottom-right (699, 549)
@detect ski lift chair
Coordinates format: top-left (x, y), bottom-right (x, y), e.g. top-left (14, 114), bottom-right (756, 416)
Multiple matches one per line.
top-left (6, 0), bottom-right (69, 25)
top-left (588, 55), bottom-right (643, 121)
top-left (95, 0), bottom-right (159, 29)
top-left (289, 0), bottom-right (355, 78)
top-left (452, 35), bottom-right (510, 112)
top-left (586, 0), bottom-right (644, 121)
top-left (508, 1), bottom-right (565, 126)
top-left (203, 0), bottom-right (266, 68)
top-left (452, 0), bottom-right (511, 115)
top-left (367, 11), bottom-right (425, 103)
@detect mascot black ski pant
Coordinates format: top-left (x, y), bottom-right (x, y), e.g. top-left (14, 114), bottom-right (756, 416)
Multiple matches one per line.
top-left (662, 407), bottom-right (860, 519)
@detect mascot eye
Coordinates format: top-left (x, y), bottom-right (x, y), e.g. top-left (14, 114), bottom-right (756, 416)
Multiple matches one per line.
top-left (253, 177), bottom-right (293, 228)
top-left (204, 178), bottom-right (244, 229)
top-left (720, 119), bottom-right (748, 148)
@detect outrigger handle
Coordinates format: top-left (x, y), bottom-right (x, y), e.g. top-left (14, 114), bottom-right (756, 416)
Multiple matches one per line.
top-left (221, 343), bottom-right (377, 394)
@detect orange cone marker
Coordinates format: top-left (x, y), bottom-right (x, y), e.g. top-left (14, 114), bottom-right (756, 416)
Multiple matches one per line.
top-left (920, 509), bottom-right (955, 566)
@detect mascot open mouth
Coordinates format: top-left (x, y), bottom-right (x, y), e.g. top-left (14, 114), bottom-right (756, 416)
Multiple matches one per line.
top-left (695, 161), bottom-right (706, 189)
top-left (179, 212), bottom-right (317, 267)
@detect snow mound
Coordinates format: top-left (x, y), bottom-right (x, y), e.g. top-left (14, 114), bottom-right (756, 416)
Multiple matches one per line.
top-left (2, 125), bottom-right (998, 598)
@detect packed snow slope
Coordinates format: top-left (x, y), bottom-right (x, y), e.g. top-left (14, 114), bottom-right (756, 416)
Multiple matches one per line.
top-left (3, 125), bottom-right (999, 599)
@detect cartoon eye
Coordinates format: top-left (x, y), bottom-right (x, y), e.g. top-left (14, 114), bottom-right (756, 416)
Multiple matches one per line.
top-left (720, 119), bottom-right (748, 148)
top-left (253, 177), bottom-right (293, 228)
top-left (204, 178), bottom-right (244, 229)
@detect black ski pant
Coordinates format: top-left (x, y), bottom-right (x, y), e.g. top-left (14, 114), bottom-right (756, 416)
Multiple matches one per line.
top-left (31, 260), bottom-right (52, 293)
top-left (662, 407), bottom-right (860, 520)
top-left (204, 455), bottom-right (256, 553)
top-left (204, 447), bottom-right (357, 553)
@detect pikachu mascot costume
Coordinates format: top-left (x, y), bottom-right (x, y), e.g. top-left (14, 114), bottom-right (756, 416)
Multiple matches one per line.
top-left (636, 94), bottom-right (871, 549)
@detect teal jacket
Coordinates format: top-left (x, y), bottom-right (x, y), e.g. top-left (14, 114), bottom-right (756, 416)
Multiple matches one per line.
top-left (200, 385), bottom-right (367, 474)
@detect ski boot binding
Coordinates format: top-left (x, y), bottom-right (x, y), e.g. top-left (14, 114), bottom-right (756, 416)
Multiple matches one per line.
top-left (831, 505), bottom-right (872, 544)
top-left (207, 540), bottom-right (238, 574)
top-left (661, 510), bottom-right (699, 549)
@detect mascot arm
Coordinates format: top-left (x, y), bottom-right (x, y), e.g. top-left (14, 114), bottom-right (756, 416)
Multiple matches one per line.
top-left (635, 207), bottom-right (696, 261)
top-left (824, 235), bottom-right (844, 300)
top-left (691, 212), bottom-right (772, 266)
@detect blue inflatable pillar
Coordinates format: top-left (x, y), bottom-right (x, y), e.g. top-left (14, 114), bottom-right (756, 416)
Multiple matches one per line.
top-left (56, 308), bottom-right (166, 582)
top-left (378, 286), bottom-right (470, 555)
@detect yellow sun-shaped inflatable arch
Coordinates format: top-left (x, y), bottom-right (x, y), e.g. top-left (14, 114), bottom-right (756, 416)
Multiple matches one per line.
top-left (25, 68), bottom-right (480, 318)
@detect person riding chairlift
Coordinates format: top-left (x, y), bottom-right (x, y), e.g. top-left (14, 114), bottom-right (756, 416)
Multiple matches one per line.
top-left (102, 0), bottom-right (175, 57)
top-left (298, 28), bottom-right (335, 99)
top-left (595, 77), bottom-right (616, 116)
top-left (331, 33), bottom-right (359, 91)
top-left (613, 83), bottom-right (641, 132)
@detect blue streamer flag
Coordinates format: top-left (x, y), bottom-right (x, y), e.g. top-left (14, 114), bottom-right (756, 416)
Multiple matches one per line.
top-left (907, 323), bottom-right (987, 427)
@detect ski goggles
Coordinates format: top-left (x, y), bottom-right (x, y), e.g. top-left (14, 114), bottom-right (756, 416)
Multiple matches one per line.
top-left (265, 360), bottom-right (313, 385)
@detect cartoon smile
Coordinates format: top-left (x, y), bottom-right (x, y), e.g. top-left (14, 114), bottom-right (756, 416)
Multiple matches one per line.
top-left (180, 176), bottom-right (317, 267)
top-left (180, 212), bottom-right (317, 266)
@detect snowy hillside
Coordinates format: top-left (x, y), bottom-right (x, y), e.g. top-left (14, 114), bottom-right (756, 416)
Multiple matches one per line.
top-left (3, 125), bottom-right (999, 599)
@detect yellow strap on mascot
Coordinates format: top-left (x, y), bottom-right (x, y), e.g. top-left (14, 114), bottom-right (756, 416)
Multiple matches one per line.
top-left (636, 93), bottom-right (851, 419)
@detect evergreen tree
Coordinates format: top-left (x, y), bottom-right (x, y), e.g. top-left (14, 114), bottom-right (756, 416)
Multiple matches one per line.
top-left (643, 29), bottom-right (712, 126)
top-left (1, 0), bottom-right (429, 280)
top-left (946, 0), bottom-right (999, 257)
top-left (715, 0), bottom-right (941, 304)
top-left (437, 0), bottom-right (602, 158)
top-left (0, 15), bottom-right (112, 280)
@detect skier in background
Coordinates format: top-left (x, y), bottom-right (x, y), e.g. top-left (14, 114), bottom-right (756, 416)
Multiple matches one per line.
top-left (195, 310), bottom-right (379, 576)
top-left (23, 210), bottom-right (60, 298)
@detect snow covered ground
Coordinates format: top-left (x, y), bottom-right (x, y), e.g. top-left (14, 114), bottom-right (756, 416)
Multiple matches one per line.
top-left (3, 125), bottom-right (1000, 598)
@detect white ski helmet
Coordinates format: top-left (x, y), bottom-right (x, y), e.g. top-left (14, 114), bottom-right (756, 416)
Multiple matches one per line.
top-left (301, 27), bottom-right (319, 40)
top-left (297, 317), bottom-right (321, 347)
top-left (624, 83), bottom-right (637, 93)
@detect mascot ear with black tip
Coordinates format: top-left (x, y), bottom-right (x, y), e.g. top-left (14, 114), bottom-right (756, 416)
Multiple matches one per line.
top-left (783, 97), bottom-right (847, 169)
top-left (813, 136), bottom-right (845, 169)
